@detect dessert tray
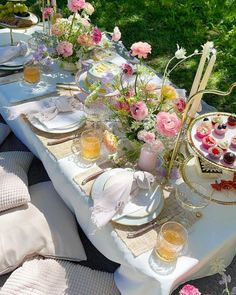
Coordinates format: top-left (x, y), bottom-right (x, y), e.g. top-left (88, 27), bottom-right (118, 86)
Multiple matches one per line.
top-left (187, 112), bottom-right (236, 172)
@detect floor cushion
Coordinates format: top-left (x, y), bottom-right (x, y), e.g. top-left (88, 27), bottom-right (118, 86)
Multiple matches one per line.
top-left (0, 257), bottom-right (120, 295)
top-left (0, 181), bottom-right (87, 275)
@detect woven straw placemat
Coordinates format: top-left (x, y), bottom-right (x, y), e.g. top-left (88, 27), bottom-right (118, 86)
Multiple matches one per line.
top-left (73, 170), bottom-right (202, 257)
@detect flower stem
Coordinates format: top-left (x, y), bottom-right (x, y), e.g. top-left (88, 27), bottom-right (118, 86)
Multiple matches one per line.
top-left (134, 62), bottom-right (140, 95)
top-left (68, 13), bottom-right (76, 41)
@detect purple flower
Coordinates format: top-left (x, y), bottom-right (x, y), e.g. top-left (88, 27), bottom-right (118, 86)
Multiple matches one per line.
top-left (219, 273), bottom-right (231, 285)
top-left (231, 287), bottom-right (236, 295)
top-left (38, 44), bottom-right (47, 53)
top-left (33, 51), bottom-right (43, 61)
top-left (42, 57), bottom-right (53, 66)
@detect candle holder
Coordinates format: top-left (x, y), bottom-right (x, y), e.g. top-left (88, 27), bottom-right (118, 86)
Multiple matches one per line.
top-left (167, 82), bottom-right (236, 180)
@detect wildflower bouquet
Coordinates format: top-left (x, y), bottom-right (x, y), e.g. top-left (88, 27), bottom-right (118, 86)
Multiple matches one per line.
top-left (51, 0), bottom-right (121, 66)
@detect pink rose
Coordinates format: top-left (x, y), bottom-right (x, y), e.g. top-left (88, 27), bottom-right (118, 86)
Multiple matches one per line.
top-left (92, 27), bottom-right (102, 44)
top-left (175, 98), bottom-right (186, 113)
top-left (112, 26), bottom-right (121, 42)
top-left (179, 284), bottom-right (201, 295)
top-left (43, 7), bottom-right (53, 19)
top-left (84, 2), bottom-right (94, 15)
top-left (156, 111), bottom-right (182, 137)
top-left (137, 130), bottom-right (155, 143)
top-left (67, 0), bottom-right (85, 12)
top-left (130, 42), bottom-right (152, 59)
top-left (77, 34), bottom-right (93, 46)
top-left (56, 41), bottom-right (73, 57)
top-left (122, 63), bottom-right (134, 76)
top-left (130, 101), bottom-right (148, 121)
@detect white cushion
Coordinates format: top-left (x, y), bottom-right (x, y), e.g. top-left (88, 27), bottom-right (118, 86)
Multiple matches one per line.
top-left (0, 123), bottom-right (10, 145)
top-left (0, 181), bottom-right (87, 275)
top-left (0, 257), bottom-right (120, 295)
top-left (0, 151), bottom-right (33, 212)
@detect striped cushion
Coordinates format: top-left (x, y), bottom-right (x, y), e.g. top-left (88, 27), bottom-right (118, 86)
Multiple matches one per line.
top-left (0, 151), bottom-right (33, 212)
top-left (0, 257), bottom-right (120, 295)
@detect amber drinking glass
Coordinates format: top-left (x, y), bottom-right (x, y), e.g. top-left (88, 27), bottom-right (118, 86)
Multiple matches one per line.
top-left (80, 129), bottom-right (102, 160)
top-left (23, 62), bottom-right (40, 84)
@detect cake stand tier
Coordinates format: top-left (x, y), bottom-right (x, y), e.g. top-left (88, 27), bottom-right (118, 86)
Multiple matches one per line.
top-left (187, 112), bottom-right (236, 173)
top-left (180, 155), bottom-right (236, 205)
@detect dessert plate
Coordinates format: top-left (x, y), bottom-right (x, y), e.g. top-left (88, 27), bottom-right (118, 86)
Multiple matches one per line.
top-left (0, 12), bottom-right (38, 29)
top-left (180, 156), bottom-right (236, 205)
top-left (187, 112), bottom-right (236, 172)
top-left (91, 168), bottom-right (164, 225)
top-left (76, 71), bottom-right (120, 97)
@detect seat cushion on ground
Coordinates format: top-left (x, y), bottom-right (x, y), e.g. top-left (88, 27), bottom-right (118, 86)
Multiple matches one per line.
top-left (0, 151), bottom-right (33, 212)
top-left (0, 123), bottom-right (10, 145)
top-left (0, 181), bottom-right (87, 275)
top-left (0, 257), bottom-right (120, 295)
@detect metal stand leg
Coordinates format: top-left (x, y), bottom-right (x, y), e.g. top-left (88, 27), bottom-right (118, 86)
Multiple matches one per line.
top-left (10, 29), bottom-right (14, 46)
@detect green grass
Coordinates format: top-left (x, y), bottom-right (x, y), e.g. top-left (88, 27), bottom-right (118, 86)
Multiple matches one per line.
top-left (4, 0), bottom-right (235, 112)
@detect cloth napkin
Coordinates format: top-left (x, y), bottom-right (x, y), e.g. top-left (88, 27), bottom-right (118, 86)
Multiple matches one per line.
top-left (0, 41), bottom-right (28, 65)
top-left (91, 171), bottom-right (155, 228)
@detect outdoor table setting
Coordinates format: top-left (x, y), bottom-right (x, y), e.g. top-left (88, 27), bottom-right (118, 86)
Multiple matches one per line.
top-left (0, 1), bottom-right (236, 294)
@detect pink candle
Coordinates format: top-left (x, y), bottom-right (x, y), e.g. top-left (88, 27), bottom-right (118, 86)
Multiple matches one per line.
top-left (138, 144), bottom-right (157, 172)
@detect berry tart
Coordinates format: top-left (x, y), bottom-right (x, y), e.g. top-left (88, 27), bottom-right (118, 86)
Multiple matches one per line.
top-left (208, 146), bottom-right (223, 160)
top-left (196, 125), bottom-right (211, 139)
top-left (223, 152), bottom-right (236, 165)
top-left (202, 117), bottom-right (212, 129)
top-left (227, 115), bottom-right (236, 127)
top-left (202, 135), bottom-right (216, 150)
top-left (214, 123), bottom-right (228, 136)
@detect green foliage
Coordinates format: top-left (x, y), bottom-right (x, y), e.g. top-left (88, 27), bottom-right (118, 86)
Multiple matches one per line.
top-left (10, 0), bottom-right (235, 111)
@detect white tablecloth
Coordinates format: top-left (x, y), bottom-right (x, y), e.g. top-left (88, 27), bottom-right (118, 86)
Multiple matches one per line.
top-left (0, 27), bottom-right (236, 295)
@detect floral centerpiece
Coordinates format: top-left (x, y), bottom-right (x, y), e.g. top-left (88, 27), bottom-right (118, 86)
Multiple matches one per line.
top-left (84, 40), bottom-right (209, 178)
top-left (50, 0), bottom-right (121, 70)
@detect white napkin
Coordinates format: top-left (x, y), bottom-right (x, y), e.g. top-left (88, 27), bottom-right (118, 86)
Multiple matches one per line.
top-left (0, 41), bottom-right (28, 65)
top-left (91, 171), bottom-right (155, 228)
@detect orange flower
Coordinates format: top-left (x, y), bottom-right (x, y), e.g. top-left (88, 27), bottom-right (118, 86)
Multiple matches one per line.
top-left (77, 34), bottom-right (93, 47)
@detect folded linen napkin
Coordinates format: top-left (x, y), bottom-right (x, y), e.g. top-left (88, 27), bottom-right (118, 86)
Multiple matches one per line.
top-left (0, 41), bottom-right (28, 65)
top-left (91, 171), bottom-right (155, 228)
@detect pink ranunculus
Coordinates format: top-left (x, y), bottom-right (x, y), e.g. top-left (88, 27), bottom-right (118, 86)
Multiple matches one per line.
top-left (112, 26), bottom-right (121, 42)
top-left (67, 0), bottom-right (85, 12)
top-left (130, 42), bottom-right (152, 59)
top-left (175, 98), bottom-right (186, 113)
top-left (56, 41), bottom-right (73, 57)
top-left (130, 101), bottom-right (148, 121)
top-left (122, 63), bottom-right (134, 76)
top-left (92, 27), bottom-right (102, 44)
top-left (137, 130), bottom-right (155, 143)
top-left (156, 111), bottom-right (182, 137)
top-left (179, 284), bottom-right (201, 295)
top-left (84, 2), bottom-right (95, 15)
top-left (43, 7), bottom-right (54, 19)
top-left (77, 34), bottom-right (93, 47)
top-left (51, 24), bottom-right (65, 36)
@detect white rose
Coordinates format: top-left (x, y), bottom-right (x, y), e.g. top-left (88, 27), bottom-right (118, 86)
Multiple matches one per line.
top-left (112, 26), bottom-right (121, 42)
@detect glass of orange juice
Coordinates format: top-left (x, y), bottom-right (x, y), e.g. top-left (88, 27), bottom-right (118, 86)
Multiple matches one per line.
top-left (23, 61), bottom-right (40, 84)
top-left (80, 129), bottom-right (102, 161)
top-left (149, 221), bottom-right (188, 274)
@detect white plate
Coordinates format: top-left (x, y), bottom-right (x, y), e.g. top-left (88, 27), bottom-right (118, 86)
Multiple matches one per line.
top-left (91, 168), bottom-right (164, 226)
top-left (76, 71), bottom-right (120, 97)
